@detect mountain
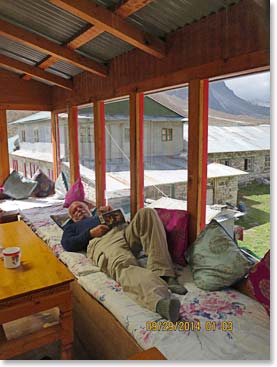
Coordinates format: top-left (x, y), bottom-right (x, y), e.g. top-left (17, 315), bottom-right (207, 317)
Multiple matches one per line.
top-left (167, 81), bottom-right (270, 119)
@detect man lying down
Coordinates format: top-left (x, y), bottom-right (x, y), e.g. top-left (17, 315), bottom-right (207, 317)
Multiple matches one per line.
top-left (61, 201), bottom-right (187, 322)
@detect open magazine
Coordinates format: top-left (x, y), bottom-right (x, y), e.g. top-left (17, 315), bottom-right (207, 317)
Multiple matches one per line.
top-left (98, 208), bottom-right (127, 228)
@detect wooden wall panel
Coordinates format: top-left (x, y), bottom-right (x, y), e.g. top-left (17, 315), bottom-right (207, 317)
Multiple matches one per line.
top-left (0, 110), bottom-right (10, 186)
top-left (52, 0), bottom-right (269, 110)
top-left (0, 69), bottom-right (52, 110)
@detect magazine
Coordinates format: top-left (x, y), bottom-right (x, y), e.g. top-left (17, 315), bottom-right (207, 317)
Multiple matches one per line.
top-left (98, 208), bottom-right (126, 228)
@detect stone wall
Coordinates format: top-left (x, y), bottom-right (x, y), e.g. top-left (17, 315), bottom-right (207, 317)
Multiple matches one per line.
top-left (213, 176), bottom-right (238, 205)
top-left (144, 176), bottom-right (239, 206)
top-left (208, 150), bottom-right (270, 185)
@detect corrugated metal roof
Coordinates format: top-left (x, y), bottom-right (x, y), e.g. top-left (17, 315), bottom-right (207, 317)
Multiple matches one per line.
top-left (184, 124), bottom-right (270, 153)
top-left (127, 0), bottom-right (240, 38)
top-left (0, 35), bottom-right (47, 65)
top-left (0, 0), bottom-right (87, 44)
top-left (78, 32), bottom-right (133, 62)
top-left (104, 162), bottom-right (246, 193)
top-left (0, 0), bottom-right (242, 71)
top-left (47, 59), bottom-right (83, 78)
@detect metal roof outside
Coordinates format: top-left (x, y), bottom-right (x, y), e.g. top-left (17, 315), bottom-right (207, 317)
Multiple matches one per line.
top-left (183, 124), bottom-right (270, 153)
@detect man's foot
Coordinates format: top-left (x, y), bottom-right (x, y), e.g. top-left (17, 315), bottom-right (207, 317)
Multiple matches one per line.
top-left (166, 277), bottom-right (188, 295)
top-left (156, 298), bottom-right (181, 322)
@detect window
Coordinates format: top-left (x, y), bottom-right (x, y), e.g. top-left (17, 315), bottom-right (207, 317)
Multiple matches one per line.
top-left (124, 127), bottom-right (130, 142)
top-left (34, 129), bottom-right (39, 143)
top-left (161, 128), bottom-right (173, 142)
top-left (244, 157), bottom-right (254, 171)
top-left (88, 127), bottom-right (93, 143)
top-left (265, 155), bottom-right (270, 170)
top-left (80, 127), bottom-right (85, 144)
top-left (21, 130), bottom-right (26, 142)
top-left (221, 159), bottom-right (230, 166)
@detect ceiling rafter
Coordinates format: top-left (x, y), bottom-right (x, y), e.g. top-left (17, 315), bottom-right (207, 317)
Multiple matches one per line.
top-left (48, 0), bottom-right (165, 59)
top-left (0, 54), bottom-right (73, 90)
top-left (22, 0), bottom-right (155, 81)
top-left (114, 0), bottom-right (155, 18)
top-left (0, 19), bottom-right (107, 78)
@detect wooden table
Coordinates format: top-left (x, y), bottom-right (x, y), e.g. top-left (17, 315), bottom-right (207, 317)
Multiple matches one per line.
top-left (0, 221), bottom-right (74, 360)
top-left (129, 347), bottom-right (167, 360)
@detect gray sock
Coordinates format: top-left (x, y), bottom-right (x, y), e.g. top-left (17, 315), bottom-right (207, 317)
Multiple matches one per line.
top-left (156, 298), bottom-right (181, 322)
top-left (167, 277), bottom-right (188, 295)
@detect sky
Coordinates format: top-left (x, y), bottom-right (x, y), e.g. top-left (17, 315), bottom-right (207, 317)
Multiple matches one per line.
top-left (225, 71), bottom-right (270, 105)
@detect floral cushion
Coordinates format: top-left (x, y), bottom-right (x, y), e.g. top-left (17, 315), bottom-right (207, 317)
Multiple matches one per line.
top-left (244, 250), bottom-right (270, 315)
top-left (154, 208), bottom-right (189, 265)
top-left (31, 169), bottom-right (55, 198)
top-left (63, 177), bottom-right (85, 208)
top-left (186, 220), bottom-right (254, 291)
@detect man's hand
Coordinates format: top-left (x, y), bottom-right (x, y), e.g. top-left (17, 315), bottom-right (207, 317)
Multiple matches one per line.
top-left (98, 205), bottom-right (113, 213)
top-left (90, 225), bottom-right (110, 238)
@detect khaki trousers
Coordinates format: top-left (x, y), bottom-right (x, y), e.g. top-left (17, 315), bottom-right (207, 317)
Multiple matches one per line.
top-left (87, 208), bottom-right (175, 311)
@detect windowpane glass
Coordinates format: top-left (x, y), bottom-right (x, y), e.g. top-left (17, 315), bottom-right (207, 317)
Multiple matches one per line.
top-left (144, 88), bottom-right (188, 206)
top-left (105, 99), bottom-right (131, 218)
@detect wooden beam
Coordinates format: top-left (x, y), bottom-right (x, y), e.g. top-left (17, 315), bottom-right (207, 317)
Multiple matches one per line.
top-left (187, 79), bottom-right (209, 244)
top-left (115, 0), bottom-right (154, 18)
top-left (51, 112), bottom-right (59, 181)
top-left (0, 110), bottom-right (10, 186)
top-left (67, 105), bottom-right (80, 185)
top-left (0, 54), bottom-right (72, 90)
top-left (67, 26), bottom-right (103, 49)
top-left (130, 92), bottom-right (144, 218)
top-left (0, 19), bottom-right (107, 77)
top-left (22, 55), bottom-right (60, 81)
top-left (52, 0), bottom-right (270, 110)
top-left (23, 0), bottom-right (154, 81)
top-left (93, 101), bottom-right (106, 207)
top-left (48, 0), bottom-right (165, 59)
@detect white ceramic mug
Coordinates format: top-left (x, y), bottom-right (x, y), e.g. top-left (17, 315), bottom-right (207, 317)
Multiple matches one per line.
top-left (3, 247), bottom-right (21, 269)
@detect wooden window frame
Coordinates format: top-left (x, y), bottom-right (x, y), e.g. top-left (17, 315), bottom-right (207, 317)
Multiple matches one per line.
top-left (161, 128), bottom-right (173, 142)
top-left (34, 129), bottom-right (39, 143)
top-left (21, 129), bottom-right (26, 142)
top-left (244, 157), bottom-right (254, 172)
top-left (264, 154), bottom-right (270, 171)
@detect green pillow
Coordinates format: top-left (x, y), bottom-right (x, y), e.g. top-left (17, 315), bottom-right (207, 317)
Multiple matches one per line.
top-left (186, 220), bottom-right (254, 291)
top-left (3, 170), bottom-right (38, 200)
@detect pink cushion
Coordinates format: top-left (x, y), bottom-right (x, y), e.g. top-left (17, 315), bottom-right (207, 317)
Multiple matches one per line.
top-left (245, 250), bottom-right (270, 315)
top-left (63, 177), bottom-right (85, 208)
top-left (154, 208), bottom-right (189, 266)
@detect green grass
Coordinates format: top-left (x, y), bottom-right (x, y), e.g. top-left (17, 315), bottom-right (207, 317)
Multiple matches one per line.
top-left (237, 183), bottom-right (270, 258)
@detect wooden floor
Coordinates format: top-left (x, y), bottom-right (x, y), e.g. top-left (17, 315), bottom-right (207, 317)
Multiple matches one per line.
top-left (3, 307), bottom-right (90, 360)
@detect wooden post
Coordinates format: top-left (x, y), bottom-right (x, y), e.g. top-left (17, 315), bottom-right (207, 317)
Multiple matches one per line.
top-left (67, 105), bottom-right (80, 185)
top-left (129, 92), bottom-right (144, 218)
top-left (187, 79), bottom-right (209, 244)
top-left (56, 114), bottom-right (62, 175)
top-left (51, 112), bottom-right (59, 181)
top-left (93, 101), bottom-right (106, 207)
top-left (0, 110), bottom-right (10, 186)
